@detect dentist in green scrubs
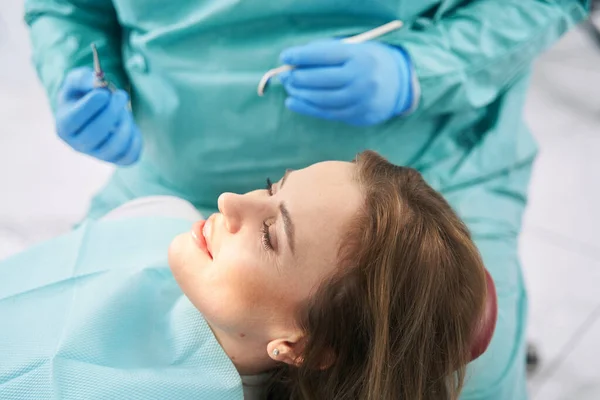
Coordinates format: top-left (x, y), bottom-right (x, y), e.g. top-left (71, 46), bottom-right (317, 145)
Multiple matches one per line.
top-left (24, 0), bottom-right (589, 398)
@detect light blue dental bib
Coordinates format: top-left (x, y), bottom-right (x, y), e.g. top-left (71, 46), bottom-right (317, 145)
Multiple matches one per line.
top-left (0, 217), bottom-right (243, 400)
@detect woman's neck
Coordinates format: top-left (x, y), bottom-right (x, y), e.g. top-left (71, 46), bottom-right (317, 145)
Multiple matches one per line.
top-left (208, 323), bottom-right (275, 376)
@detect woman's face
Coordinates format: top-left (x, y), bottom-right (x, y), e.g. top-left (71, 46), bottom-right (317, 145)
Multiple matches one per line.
top-left (169, 161), bottom-right (363, 342)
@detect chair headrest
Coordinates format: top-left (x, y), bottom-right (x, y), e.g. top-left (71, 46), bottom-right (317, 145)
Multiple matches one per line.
top-left (469, 268), bottom-right (498, 362)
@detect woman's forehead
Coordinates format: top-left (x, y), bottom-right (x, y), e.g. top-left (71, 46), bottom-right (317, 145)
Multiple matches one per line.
top-left (287, 162), bottom-right (363, 261)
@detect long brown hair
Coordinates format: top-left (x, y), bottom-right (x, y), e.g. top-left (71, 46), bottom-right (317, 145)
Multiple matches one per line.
top-left (268, 150), bottom-right (487, 400)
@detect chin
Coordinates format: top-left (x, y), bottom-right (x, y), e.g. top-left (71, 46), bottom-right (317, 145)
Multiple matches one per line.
top-left (168, 233), bottom-right (209, 299)
top-left (167, 234), bottom-right (211, 317)
top-left (168, 233), bottom-right (189, 282)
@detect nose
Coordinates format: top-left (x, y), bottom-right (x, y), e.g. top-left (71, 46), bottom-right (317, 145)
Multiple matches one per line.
top-left (217, 192), bottom-right (245, 234)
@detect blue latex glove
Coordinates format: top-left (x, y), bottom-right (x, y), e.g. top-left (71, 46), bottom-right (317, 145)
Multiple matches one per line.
top-left (55, 67), bottom-right (142, 166)
top-left (279, 40), bottom-right (415, 126)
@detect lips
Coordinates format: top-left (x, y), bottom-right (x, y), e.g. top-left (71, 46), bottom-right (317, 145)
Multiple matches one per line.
top-left (191, 220), bottom-right (213, 259)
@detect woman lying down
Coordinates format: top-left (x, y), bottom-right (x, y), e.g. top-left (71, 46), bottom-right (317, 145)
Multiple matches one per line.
top-left (0, 151), bottom-right (497, 400)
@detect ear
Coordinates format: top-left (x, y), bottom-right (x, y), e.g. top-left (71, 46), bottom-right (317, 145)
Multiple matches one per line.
top-left (267, 335), bottom-right (306, 367)
top-left (267, 336), bottom-right (337, 370)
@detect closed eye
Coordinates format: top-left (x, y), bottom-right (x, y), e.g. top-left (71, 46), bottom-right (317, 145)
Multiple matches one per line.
top-left (261, 221), bottom-right (274, 251)
top-left (262, 177), bottom-right (275, 251)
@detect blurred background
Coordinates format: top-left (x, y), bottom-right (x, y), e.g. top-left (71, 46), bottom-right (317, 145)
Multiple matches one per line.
top-left (1, 1), bottom-right (599, 398)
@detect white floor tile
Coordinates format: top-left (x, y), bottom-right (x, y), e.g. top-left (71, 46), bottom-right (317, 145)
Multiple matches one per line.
top-left (531, 310), bottom-right (600, 400)
top-left (520, 230), bottom-right (600, 390)
top-left (524, 28), bottom-right (600, 146)
top-left (521, 25), bottom-right (600, 255)
top-left (522, 117), bottom-right (600, 253)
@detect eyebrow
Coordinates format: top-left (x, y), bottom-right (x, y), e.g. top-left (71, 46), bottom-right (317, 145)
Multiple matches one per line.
top-left (278, 169), bottom-right (295, 255)
top-left (279, 202), bottom-right (295, 255)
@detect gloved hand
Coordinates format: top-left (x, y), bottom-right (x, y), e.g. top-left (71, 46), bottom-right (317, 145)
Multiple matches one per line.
top-left (55, 67), bottom-right (142, 166)
top-left (279, 40), bottom-right (415, 126)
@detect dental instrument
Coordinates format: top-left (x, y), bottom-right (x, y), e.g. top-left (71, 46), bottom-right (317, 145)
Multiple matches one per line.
top-left (257, 20), bottom-right (404, 96)
top-left (91, 43), bottom-right (116, 91)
